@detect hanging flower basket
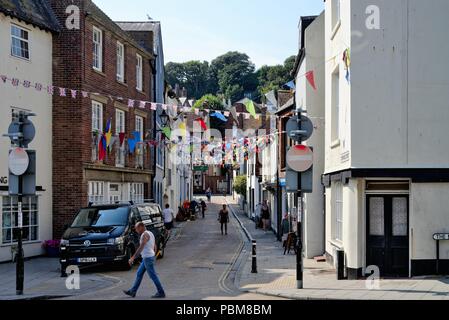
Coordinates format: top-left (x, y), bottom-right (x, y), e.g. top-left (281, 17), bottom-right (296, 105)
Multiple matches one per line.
top-left (42, 240), bottom-right (61, 258)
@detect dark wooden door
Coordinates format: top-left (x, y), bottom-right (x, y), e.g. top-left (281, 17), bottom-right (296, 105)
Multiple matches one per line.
top-left (366, 195), bottom-right (409, 277)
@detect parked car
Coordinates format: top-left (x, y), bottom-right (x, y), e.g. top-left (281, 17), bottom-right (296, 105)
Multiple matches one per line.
top-left (60, 202), bottom-right (168, 276)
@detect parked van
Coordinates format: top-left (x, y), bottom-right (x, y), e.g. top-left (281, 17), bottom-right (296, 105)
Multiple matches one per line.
top-left (60, 202), bottom-right (168, 275)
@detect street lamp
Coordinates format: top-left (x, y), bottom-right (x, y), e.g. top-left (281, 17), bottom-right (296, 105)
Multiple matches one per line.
top-left (159, 110), bottom-right (170, 128)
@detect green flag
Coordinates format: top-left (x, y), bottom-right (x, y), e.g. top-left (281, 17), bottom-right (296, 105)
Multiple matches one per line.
top-left (244, 99), bottom-right (257, 118)
top-left (162, 126), bottom-right (171, 139)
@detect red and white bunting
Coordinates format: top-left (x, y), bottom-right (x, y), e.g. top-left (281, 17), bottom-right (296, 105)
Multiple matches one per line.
top-left (150, 103), bottom-right (157, 111)
top-left (139, 101), bottom-right (146, 109)
top-left (71, 89), bottom-right (77, 99)
top-left (128, 99), bottom-right (135, 108)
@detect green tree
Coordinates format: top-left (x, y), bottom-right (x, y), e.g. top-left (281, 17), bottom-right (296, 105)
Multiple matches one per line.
top-left (193, 94), bottom-right (224, 111)
top-left (256, 55), bottom-right (296, 95)
top-left (210, 52), bottom-right (257, 102)
top-left (165, 61), bottom-right (213, 99)
top-left (233, 175), bottom-right (247, 197)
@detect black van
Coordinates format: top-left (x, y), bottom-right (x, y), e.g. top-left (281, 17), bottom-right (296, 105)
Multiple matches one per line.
top-left (60, 202), bottom-right (168, 275)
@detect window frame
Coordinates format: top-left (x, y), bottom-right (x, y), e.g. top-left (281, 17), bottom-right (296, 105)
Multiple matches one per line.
top-left (136, 53), bottom-right (143, 91)
top-left (2, 196), bottom-right (39, 245)
top-left (10, 24), bottom-right (30, 60)
top-left (135, 116), bottom-right (144, 141)
top-left (92, 101), bottom-right (103, 133)
top-left (116, 41), bottom-right (125, 82)
top-left (92, 26), bottom-right (103, 72)
top-left (88, 181), bottom-right (105, 205)
top-left (332, 0), bottom-right (341, 30)
top-left (331, 65), bottom-right (341, 144)
top-left (130, 183), bottom-right (144, 204)
top-left (333, 182), bottom-right (343, 242)
top-left (115, 109), bottom-right (126, 134)
top-left (115, 109), bottom-right (126, 167)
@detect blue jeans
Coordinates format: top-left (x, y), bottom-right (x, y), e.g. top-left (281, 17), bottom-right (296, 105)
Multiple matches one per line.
top-left (129, 257), bottom-right (165, 295)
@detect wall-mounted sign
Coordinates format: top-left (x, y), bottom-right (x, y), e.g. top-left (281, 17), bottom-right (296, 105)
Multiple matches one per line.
top-left (287, 145), bottom-right (313, 173)
top-left (433, 233), bottom-right (449, 241)
top-left (9, 148), bottom-right (30, 176)
top-left (0, 177), bottom-right (7, 185)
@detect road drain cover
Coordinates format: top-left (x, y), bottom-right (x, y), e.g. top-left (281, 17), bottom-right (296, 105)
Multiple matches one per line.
top-left (190, 266), bottom-right (214, 270)
top-left (213, 262), bottom-right (232, 265)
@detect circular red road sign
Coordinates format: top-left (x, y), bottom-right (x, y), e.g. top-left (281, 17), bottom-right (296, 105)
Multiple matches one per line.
top-left (287, 145), bottom-right (313, 172)
top-left (9, 147), bottom-right (29, 176)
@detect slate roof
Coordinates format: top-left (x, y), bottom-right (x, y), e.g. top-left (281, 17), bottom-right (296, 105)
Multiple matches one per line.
top-left (0, 0), bottom-right (60, 33)
top-left (115, 21), bottom-right (157, 32)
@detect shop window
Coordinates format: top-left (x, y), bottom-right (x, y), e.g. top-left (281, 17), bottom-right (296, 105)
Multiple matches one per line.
top-left (2, 196), bottom-right (38, 244)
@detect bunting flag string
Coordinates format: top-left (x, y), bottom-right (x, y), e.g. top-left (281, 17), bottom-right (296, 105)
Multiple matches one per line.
top-left (0, 47), bottom-right (349, 122)
top-left (305, 71), bottom-right (316, 91)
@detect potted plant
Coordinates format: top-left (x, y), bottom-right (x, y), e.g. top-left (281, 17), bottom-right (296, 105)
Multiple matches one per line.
top-left (43, 240), bottom-right (61, 258)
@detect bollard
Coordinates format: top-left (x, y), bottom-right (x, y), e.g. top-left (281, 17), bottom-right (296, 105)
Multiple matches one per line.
top-left (337, 250), bottom-right (345, 280)
top-left (251, 240), bottom-right (258, 273)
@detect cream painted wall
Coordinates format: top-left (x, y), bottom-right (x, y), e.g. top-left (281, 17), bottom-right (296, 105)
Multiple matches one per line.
top-left (297, 12), bottom-right (326, 258)
top-left (326, 0), bottom-right (449, 170)
top-left (0, 14), bottom-right (53, 262)
top-left (410, 183), bottom-right (449, 260)
top-left (324, 0), bottom-right (352, 174)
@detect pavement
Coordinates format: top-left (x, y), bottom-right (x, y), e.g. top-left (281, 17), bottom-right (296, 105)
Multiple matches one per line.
top-left (226, 196), bottom-right (449, 300)
top-left (0, 222), bottom-right (187, 300)
top-left (0, 257), bottom-right (119, 300)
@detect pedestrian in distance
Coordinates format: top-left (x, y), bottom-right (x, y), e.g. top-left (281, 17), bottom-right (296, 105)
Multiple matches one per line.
top-left (261, 200), bottom-right (271, 231)
top-left (123, 222), bottom-right (166, 299)
top-left (281, 213), bottom-right (291, 252)
top-left (206, 187), bottom-right (212, 202)
top-left (200, 199), bottom-right (207, 219)
top-left (163, 204), bottom-right (174, 230)
top-left (190, 199), bottom-right (198, 219)
top-left (218, 204), bottom-right (230, 235)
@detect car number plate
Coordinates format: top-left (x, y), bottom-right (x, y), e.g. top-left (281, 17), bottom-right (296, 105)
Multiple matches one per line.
top-left (78, 257), bottom-right (97, 263)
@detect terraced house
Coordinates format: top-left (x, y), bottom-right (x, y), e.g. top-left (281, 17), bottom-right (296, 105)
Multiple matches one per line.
top-left (50, 0), bottom-right (155, 238)
top-left (323, 0), bottom-right (449, 278)
top-left (0, 0), bottom-right (59, 261)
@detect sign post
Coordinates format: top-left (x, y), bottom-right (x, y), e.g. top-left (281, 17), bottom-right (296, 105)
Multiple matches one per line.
top-left (3, 109), bottom-right (36, 296)
top-left (286, 107), bottom-right (314, 289)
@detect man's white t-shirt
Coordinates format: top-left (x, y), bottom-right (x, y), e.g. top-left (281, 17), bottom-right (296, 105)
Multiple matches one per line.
top-left (163, 208), bottom-right (174, 223)
top-left (140, 230), bottom-right (156, 259)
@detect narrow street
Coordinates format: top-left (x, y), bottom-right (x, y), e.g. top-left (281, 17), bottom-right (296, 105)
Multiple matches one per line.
top-left (62, 197), bottom-right (283, 300)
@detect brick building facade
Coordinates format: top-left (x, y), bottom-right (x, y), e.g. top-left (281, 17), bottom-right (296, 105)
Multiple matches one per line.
top-left (50, 0), bottom-right (154, 237)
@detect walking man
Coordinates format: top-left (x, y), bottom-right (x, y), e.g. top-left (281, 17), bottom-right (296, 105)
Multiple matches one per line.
top-left (163, 204), bottom-right (174, 230)
top-left (123, 222), bottom-right (166, 299)
top-left (218, 204), bottom-right (230, 235)
top-left (200, 199), bottom-right (207, 219)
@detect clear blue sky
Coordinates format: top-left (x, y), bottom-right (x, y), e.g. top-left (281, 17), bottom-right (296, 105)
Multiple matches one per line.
top-left (93, 0), bottom-right (324, 68)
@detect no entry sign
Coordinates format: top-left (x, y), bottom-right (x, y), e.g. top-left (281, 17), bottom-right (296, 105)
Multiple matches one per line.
top-left (287, 145), bottom-right (313, 172)
top-left (9, 148), bottom-right (29, 176)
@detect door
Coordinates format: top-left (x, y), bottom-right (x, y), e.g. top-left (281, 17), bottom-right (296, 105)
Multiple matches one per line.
top-left (366, 195), bottom-right (409, 277)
